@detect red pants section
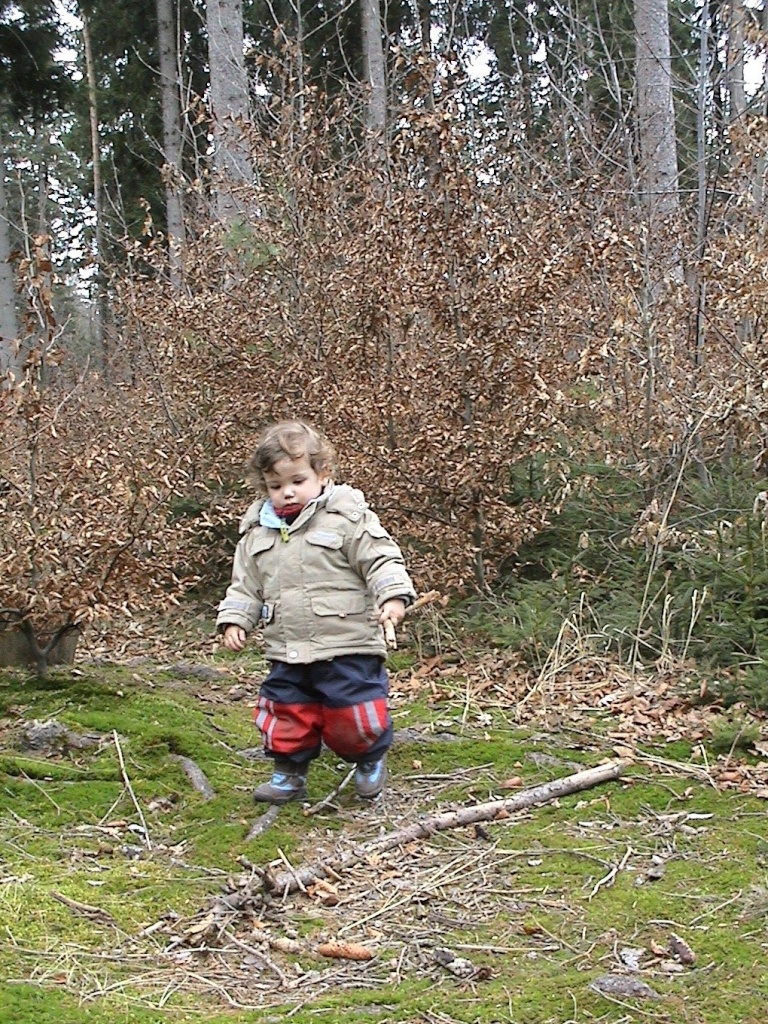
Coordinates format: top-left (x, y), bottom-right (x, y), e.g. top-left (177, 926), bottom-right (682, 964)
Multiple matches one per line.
top-left (254, 654), bottom-right (392, 765)
top-left (255, 696), bottom-right (389, 759)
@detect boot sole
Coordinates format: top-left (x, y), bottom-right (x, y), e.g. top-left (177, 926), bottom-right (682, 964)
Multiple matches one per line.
top-left (253, 787), bottom-right (307, 806)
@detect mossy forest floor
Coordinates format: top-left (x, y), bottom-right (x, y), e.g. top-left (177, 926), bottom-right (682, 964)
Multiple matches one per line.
top-left (1, 605), bottom-right (767, 1024)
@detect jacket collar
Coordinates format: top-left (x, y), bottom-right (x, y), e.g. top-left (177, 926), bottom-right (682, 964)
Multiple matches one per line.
top-left (252, 484), bottom-right (334, 531)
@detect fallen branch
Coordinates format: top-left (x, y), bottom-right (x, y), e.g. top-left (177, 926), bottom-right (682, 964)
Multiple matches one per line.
top-left (51, 890), bottom-right (117, 926)
top-left (411, 589), bottom-right (443, 611)
top-left (264, 758), bottom-right (629, 894)
top-left (169, 754), bottom-right (216, 800)
top-left (246, 804), bottom-right (281, 840)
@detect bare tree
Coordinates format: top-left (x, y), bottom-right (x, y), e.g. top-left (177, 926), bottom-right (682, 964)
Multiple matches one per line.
top-left (156, 0), bottom-right (186, 286)
top-left (206, 0), bottom-right (253, 224)
top-left (0, 133), bottom-right (19, 383)
top-left (80, 7), bottom-right (108, 365)
top-left (360, 0), bottom-right (387, 157)
top-left (634, 0), bottom-right (680, 220)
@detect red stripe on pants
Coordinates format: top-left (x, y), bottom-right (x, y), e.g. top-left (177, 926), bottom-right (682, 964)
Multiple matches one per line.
top-left (322, 698), bottom-right (389, 757)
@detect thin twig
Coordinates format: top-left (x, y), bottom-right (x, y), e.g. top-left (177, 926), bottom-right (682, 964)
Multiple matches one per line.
top-left (633, 751), bottom-right (716, 787)
top-left (588, 843), bottom-right (633, 900)
top-left (276, 847), bottom-right (307, 893)
top-left (112, 729), bottom-right (152, 850)
top-left (51, 891), bottom-right (117, 926)
top-left (529, 914), bottom-right (580, 954)
top-left (303, 767), bottom-right (355, 816)
top-left (18, 769), bottom-right (62, 813)
top-left (223, 930), bottom-right (291, 987)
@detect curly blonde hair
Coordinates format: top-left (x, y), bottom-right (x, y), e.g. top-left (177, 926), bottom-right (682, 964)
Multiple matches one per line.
top-left (246, 420), bottom-right (337, 488)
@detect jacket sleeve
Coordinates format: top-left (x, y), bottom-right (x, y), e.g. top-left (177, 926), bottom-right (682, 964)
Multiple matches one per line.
top-left (215, 536), bottom-right (264, 633)
top-left (347, 510), bottom-right (416, 607)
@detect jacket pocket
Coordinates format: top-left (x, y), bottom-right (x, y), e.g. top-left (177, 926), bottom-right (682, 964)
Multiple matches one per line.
top-left (246, 532), bottom-right (277, 556)
top-left (306, 530), bottom-right (344, 550)
top-left (310, 592), bottom-right (369, 648)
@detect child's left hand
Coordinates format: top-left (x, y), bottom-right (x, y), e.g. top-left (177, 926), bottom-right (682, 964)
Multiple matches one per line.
top-left (378, 599), bottom-right (406, 627)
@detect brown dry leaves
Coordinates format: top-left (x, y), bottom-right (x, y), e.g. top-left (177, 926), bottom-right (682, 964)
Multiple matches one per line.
top-left (6, 85), bottom-right (768, 650)
top-left (394, 652), bottom-right (768, 799)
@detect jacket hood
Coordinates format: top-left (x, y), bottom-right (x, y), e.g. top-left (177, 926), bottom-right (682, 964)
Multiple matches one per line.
top-left (239, 498), bottom-right (266, 534)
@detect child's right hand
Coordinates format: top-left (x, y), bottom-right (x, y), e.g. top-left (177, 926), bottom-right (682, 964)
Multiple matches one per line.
top-left (221, 625), bottom-right (247, 651)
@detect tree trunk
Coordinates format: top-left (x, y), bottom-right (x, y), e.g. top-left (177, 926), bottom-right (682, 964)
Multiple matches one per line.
top-left (755, 2), bottom-right (768, 215)
top-left (295, 0), bottom-right (305, 129)
top-left (206, 0), bottom-right (253, 225)
top-left (0, 132), bottom-right (20, 383)
top-left (360, 0), bottom-right (387, 157)
top-left (0, 618), bottom-right (80, 676)
top-left (634, 0), bottom-right (679, 219)
top-left (156, 0), bottom-right (185, 288)
top-left (725, 0), bottom-right (747, 125)
top-left (81, 7), bottom-right (108, 368)
top-left (692, 0), bottom-right (711, 366)
top-left (419, 0), bottom-right (431, 55)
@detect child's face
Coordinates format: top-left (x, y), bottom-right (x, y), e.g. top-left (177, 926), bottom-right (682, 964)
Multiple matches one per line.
top-left (263, 455), bottom-right (328, 511)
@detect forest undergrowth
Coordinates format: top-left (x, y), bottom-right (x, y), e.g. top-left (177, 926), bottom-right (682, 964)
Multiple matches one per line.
top-left (0, 595), bottom-right (767, 1024)
top-left (3, 17), bottom-right (768, 1024)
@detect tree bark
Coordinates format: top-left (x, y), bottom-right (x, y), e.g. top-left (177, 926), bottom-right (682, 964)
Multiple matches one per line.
top-left (692, 0), bottom-right (711, 366)
top-left (725, 0), bottom-right (747, 125)
top-left (755, 2), bottom-right (768, 215)
top-left (634, 0), bottom-right (679, 219)
top-left (263, 759), bottom-right (630, 894)
top-left (156, 0), bottom-right (186, 288)
top-left (206, 0), bottom-right (253, 225)
top-left (0, 132), bottom-right (19, 383)
top-left (81, 8), bottom-right (108, 367)
top-left (360, 0), bottom-right (387, 158)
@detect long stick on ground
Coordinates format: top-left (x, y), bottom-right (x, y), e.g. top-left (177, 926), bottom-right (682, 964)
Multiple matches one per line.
top-left (112, 729), bottom-right (152, 851)
top-left (264, 758), bottom-right (629, 894)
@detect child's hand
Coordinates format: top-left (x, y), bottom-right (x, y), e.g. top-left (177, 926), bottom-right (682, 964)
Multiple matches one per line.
top-left (378, 599), bottom-right (406, 627)
top-left (221, 625), bottom-right (247, 651)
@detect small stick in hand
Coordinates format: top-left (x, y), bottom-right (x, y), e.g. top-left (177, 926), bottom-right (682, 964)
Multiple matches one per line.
top-left (411, 589), bottom-right (442, 611)
top-left (383, 619), bottom-right (397, 649)
top-left (382, 591), bottom-right (442, 651)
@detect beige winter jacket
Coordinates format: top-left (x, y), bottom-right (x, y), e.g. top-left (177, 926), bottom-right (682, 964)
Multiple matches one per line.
top-left (216, 484), bottom-right (416, 663)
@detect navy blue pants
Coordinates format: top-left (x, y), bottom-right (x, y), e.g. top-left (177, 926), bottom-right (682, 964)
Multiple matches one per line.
top-left (254, 654), bottom-right (392, 768)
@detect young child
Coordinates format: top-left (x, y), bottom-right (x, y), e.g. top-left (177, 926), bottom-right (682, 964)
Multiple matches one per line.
top-left (217, 420), bottom-right (416, 804)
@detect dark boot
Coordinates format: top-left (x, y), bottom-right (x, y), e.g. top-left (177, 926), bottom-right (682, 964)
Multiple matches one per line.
top-left (253, 759), bottom-right (308, 805)
top-left (355, 756), bottom-right (387, 799)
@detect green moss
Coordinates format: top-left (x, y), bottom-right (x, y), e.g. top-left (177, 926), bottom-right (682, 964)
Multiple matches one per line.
top-left (2, 646), bottom-right (768, 1024)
